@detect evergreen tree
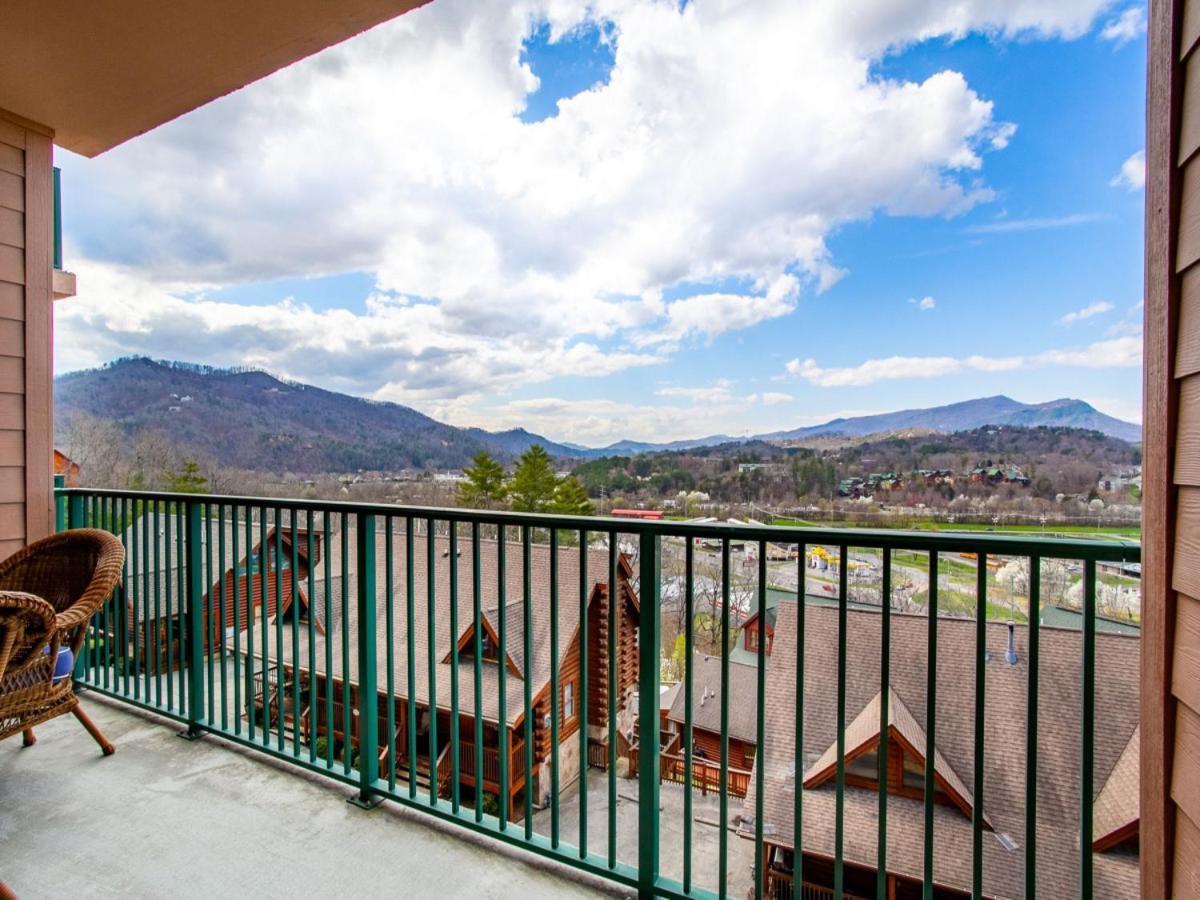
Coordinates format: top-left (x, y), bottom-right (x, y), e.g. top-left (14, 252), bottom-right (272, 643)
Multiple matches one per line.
top-left (163, 460), bottom-right (208, 493)
top-left (550, 475), bottom-right (594, 516)
top-left (508, 445), bottom-right (558, 512)
top-left (457, 451), bottom-right (507, 509)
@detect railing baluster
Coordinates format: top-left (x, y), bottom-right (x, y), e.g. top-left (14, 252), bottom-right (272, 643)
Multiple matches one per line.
top-left (450, 523), bottom-right (461, 814)
top-left (719, 536), bottom-right (731, 896)
top-left (472, 521), bottom-right (484, 823)
top-left (427, 517), bottom-right (439, 806)
top-left (165, 502), bottom-right (174, 710)
top-left (352, 511), bottom-right (380, 809)
top-left (1025, 556), bottom-right (1041, 898)
top-left (339, 514), bottom-right (350, 770)
top-left (498, 528), bottom-right (509, 827)
top-left (232, 506), bottom-right (242, 737)
top-left (177, 504), bottom-right (186, 714)
top-left (522, 525), bottom-right (534, 838)
top-left (184, 500), bottom-right (204, 738)
top-left (973, 551), bottom-right (987, 899)
top-left (877, 547), bottom-right (891, 900)
top-left (244, 508), bottom-right (253, 741)
top-left (924, 550), bottom-right (939, 900)
top-left (385, 515), bottom-right (396, 788)
top-left (754, 541), bottom-right (767, 900)
top-left (131, 497), bottom-right (141, 701)
top-left (794, 542), bottom-right (806, 900)
top-left (206, 503), bottom-right (215, 726)
top-left (607, 529), bottom-right (618, 869)
top-left (637, 529), bottom-right (661, 898)
top-left (834, 544), bottom-right (848, 898)
top-left (684, 536), bottom-right (694, 894)
top-left (274, 505), bottom-right (285, 749)
top-left (578, 528), bottom-right (589, 860)
top-left (549, 527), bottom-right (561, 849)
top-left (153, 501), bottom-right (162, 708)
top-left (308, 510), bottom-right (317, 765)
top-left (1080, 558), bottom-right (1096, 899)
top-left (290, 510), bottom-right (301, 754)
top-left (405, 515), bottom-right (417, 798)
top-left (261, 509), bottom-right (272, 748)
top-left (218, 504), bottom-right (228, 731)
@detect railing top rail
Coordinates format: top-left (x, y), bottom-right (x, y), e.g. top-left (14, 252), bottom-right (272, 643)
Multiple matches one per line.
top-left (57, 487), bottom-right (1141, 562)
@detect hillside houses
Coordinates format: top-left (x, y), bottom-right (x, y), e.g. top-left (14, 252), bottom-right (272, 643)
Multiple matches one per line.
top-left (740, 603), bottom-right (1139, 897)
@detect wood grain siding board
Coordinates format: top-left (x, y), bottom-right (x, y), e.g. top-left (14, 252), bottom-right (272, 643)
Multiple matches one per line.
top-left (0, 208), bottom-right (23, 250)
top-left (0, 539), bottom-right (23, 560)
top-left (0, 467), bottom-right (24, 502)
top-left (0, 319), bottom-right (24, 358)
top-left (1178, 377), bottom-right (1200, 484)
top-left (1176, 489), bottom-right (1200, 598)
top-left (1177, 806), bottom-right (1200, 897)
top-left (0, 144), bottom-right (20, 178)
top-left (1148, 0), bottom-right (1186, 894)
top-left (0, 283), bottom-right (21, 321)
top-left (22, 132), bottom-right (50, 541)
top-left (1175, 702), bottom-right (1200, 827)
top-left (1176, 594), bottom-right (1200, 715)
top-left (0, 171), bottom-right (22, 214)
top-left (0, 431), bottom-right (25, 465)
top-left (0, 245), bottom-right (23, 286)
top-left (0, 503), bottom-right (24, 540)
top-left (0, 395), bottom-right (23, 431)
top-left (0, 356), bottom-right (25, 395)
top-left (1187, 52), bottom-right (1200, 166)
top-left (0, 118), bottom-right (24, 151)
top-left (1181, 265), bottom-right (1200, 377)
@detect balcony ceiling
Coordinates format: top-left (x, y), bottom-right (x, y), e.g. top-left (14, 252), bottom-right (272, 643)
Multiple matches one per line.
top-left (0, 0), bottom-right (430, 157)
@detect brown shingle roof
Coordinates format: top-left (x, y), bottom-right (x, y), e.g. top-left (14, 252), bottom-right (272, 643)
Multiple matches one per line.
top-left (244, 524), bottom-right (632, 729)
top-left (1092, 726), bottom-right (1139, 851)
top-left (665, 653), bottom-right (759, 744)
top-left (743, 602), bottom-right (1139, 898)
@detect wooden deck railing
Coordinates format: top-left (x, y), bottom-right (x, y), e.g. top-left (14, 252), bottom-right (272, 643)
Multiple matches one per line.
top-left (436, 738), bottom-right (526, 791)
top-left (659, 750), bottom-right (752, 798)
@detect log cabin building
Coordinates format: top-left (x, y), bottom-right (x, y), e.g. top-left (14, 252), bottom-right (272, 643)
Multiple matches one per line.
top-left (120, 517), bottom-right (320, 674)
top-left (241, 524), bottom-right (641, 817)
top-left (661, 652), bottom-right (758, 798)
top-left (743, 602), bottom-right (1139, 898)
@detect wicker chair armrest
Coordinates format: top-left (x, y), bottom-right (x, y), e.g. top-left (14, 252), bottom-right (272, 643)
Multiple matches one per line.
top-left (0, 591), bottom-right (58, 682)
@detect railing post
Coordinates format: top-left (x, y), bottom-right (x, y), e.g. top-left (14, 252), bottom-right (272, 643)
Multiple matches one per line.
top-left (350, 511), bottom-right (382, 808)
top-left (637, 530), bottom-right (661, 899)
top-left (53, 474), bottom-right (64, 531)
top-left (67, 492), bottom-right (84, 530)
top-left (180, 500), bottom-right (205, 739)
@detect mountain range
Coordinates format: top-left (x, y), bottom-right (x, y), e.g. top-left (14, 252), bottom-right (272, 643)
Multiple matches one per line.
top-left (54, 358), bottom-right (1141, 474)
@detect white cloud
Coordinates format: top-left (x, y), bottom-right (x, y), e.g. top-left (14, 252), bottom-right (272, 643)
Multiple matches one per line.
top-left (1099, 7), bottom-right (1147, 46)
top-left (56, 259), bottom-right (663, 405)
top-left (965, 213), bottom-right (1104, 234)
top-left (1109, 149), bottom-right (1146, 191)
top-left (1058, 300), bottom-right (1115, 325)
top-left (909, 295), bottom-right (937, 310)
top-left (759, 392), bottom-right (794, 406)
top-left (56, 0), bottom-right (1117, 412)
top-left (785, 336), bottom-right (1142, 387)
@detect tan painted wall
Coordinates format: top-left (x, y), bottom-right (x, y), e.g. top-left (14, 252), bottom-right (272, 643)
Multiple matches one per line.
top-left (0, 109), bottom-right (53, 560)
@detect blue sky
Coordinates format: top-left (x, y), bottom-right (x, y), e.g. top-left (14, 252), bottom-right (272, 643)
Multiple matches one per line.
top-left (53, 1), bottom-right (1147, 446)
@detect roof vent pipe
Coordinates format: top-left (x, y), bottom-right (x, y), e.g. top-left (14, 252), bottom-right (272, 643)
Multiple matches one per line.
top-left (1005, 621), bottom-right (1018, 665)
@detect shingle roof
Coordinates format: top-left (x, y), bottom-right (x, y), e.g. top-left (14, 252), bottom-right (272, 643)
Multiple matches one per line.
top-left (743, 602), bottom-right (1140, 898)
top-left (119, 518), bottom-right (244, 618)
top-left (1092, 726), bottom-right (1139, 850)
top-left (665, 653), bottom-right (759, 744)
top-left (244, 524), bottom-right (632, 729)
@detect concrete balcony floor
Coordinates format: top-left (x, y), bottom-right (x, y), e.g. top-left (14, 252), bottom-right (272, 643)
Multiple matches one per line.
top-left (0, 698), bottom-right (621, 899)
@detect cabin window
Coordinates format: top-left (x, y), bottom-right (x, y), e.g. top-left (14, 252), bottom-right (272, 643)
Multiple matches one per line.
top-left (564, 682), bottom-right (575, 720)
top-left (744, 625), bottom-right (772, 654)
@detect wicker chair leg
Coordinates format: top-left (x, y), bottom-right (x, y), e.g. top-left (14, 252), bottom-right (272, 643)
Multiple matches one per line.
top-left (71, 704), bottom-right (114, 756)
top-left (0, 876), bottom-right (17, 900)
top-left (21, 728), bottom-right (34, 747)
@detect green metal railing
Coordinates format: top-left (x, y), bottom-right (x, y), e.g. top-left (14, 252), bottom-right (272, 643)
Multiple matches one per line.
top-left (52, 166), bottom-right (62, 271)
top-left (57, 487), bottom-right (1140, 899)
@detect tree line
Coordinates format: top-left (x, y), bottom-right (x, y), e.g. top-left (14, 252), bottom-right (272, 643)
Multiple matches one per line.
top-left (457, 445), bottom-right (594, 515)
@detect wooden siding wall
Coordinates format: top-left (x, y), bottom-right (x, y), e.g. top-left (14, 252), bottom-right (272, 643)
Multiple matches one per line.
top-left (0, 112), bottom-right (52, 559)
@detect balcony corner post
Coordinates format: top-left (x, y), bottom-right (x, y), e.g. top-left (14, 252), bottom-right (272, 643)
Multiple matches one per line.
top-left (180, 499), bottom-right (206, 740)
top-left (637, 530), bottom-right (661, 898)
top-left (349, 510), bottom-right (383, 809)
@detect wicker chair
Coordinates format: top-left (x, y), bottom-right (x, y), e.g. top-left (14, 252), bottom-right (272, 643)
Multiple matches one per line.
top-left (0, 529), bottom-right (125, 755)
